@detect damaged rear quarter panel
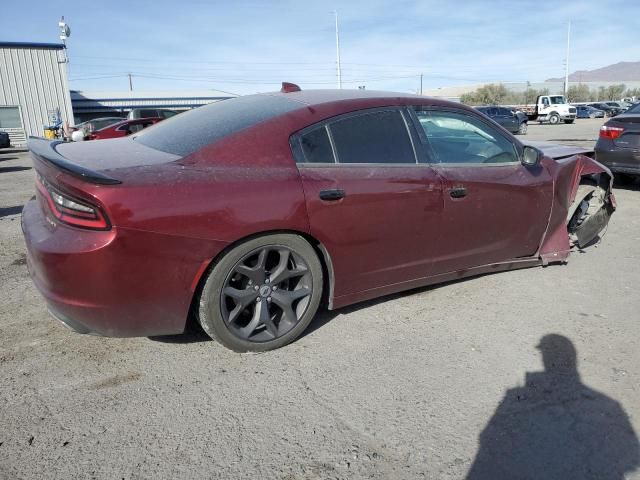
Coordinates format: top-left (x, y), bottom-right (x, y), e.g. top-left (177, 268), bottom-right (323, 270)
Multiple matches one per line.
top-left (538, 154), bottom-right (615, 263)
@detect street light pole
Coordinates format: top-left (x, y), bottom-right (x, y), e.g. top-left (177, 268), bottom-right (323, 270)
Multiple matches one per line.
top-left (564, 21), bottom-right (571, 96)
top-left (333, 10), bottom-right (342, 89)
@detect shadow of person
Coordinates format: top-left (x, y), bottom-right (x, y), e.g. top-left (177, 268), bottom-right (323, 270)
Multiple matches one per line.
top-left (467, 334), bottom-right (640, 480)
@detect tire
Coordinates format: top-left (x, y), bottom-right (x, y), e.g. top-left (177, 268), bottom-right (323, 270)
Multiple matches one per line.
top-left (198, 234), bottom-right (323, 352)
top-left (517, 122), bottom-right (528, 135)
top-left (549, 113), bottom-right (560, 125)
top-left (564, 119), bottom-right (574, 124)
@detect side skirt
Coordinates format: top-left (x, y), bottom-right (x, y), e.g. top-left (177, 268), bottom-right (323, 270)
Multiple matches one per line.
top-left (330, 257), bottom-right (543, 310)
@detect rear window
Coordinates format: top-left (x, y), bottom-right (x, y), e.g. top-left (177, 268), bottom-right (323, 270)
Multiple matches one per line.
top-left (134, 95), bottom-right (300, 156)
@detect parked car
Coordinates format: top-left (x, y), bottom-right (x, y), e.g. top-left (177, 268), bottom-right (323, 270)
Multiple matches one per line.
top-left (595, 101), bottom-right (640, 181)
top-left (69, 117), bottom-right (125, 141)
top-left (605, 101), bottom-right (629, 112)
top-left (475, 106), bottom-right (528, 134)
top-left (88, 117), bottom-right (163, 140)
top-left (127, 108), bottom-right (178, 120)
top-left (0, 131), bottom-right (10, 148)
top-left (589, 103), bottom-right (621, 117)
top-left (575, 105), bottom-right (605, 119)
top-left (22, 86), bottom-right (615, 352)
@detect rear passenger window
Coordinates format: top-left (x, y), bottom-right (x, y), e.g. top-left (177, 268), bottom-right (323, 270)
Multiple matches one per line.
top-left (329, 110), bottom-right (415, 164)
top-left (300, 127), bottom-right (335, 163)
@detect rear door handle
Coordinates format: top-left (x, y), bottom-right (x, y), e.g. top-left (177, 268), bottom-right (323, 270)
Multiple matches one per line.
top-left (449, 186), bottom-right (467, 198)
top-left (319, 189), bottom-right (345, 201)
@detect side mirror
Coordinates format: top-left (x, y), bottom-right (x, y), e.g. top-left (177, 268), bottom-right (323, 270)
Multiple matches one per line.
top-left (522, 146), bottom-right (542, 167)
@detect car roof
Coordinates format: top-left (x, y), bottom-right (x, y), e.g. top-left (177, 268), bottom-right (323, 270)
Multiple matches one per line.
top-left (263, 89), bottom-right (462, 110)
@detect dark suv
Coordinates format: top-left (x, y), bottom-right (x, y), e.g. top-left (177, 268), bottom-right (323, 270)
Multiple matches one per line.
top-left (0, 131), bottom-right (10, 148)
top-left (475, 106), bottom-right (528, 135)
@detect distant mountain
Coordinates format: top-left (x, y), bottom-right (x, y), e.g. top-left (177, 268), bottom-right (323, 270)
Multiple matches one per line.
top-left (546, 61), bottom-right (640, 82)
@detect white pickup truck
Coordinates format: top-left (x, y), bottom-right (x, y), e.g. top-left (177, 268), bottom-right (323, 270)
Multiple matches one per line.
top-left (511, 95), bottom-right (577, 125)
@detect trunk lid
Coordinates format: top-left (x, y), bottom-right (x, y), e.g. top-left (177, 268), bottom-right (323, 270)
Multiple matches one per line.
top-left (606, 115), bottom-right (640, 150)
top-left (29, 136), bottom-right (181, 185)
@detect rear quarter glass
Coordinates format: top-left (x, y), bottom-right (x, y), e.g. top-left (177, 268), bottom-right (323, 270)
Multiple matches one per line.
top-left (134, 95), bottom-right (301, 157)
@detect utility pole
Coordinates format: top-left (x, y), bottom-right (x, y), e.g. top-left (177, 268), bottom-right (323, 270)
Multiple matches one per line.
top-left (128, 73), bottom-right (133, 91)
top-left (333, 11), bottom-right (342, 89)
top-left (564, 21), bottom-right (571, 96)
top-left (420, 73), bottom-right (423, 95)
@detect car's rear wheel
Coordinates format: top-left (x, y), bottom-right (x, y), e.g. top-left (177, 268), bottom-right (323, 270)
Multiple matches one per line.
top-left (564, 119), bottom-right (574, 124)
top-left (518, 122), bottom-right (528, 135)
top-left (198, 234), bottom-right (323, 352)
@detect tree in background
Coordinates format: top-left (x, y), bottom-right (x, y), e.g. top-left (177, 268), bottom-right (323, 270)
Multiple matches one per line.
top-left (460, 84), bottom-right (549, 105)
top-left (460, 84), bottom-right (509, 105)
top-left (566, 84), bottom-right (593, 102)
top-left (461, 82), bottom-right (635, 105)
top-left (595, 84), bottom-right (627, 101)
top-left (624, 87), bottom-right (640, 99)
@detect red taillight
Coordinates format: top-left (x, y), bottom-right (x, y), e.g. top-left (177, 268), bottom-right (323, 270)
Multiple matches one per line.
top-left (599, 125), bottom-right (624, 140)
top-left (35, 174), bottom-right (110, 230)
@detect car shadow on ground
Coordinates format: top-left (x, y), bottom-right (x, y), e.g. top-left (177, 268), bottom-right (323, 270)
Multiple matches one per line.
top-left (0, 166), bottom-right (31, 173)
top-left (613, 175), bottom-right (640, 192)
top-left (466, 334), bottom-right (640, 479)
top-left (0, 205), bottom-right (24, 218)
top-left (149, 273), bottom-right (505, 346)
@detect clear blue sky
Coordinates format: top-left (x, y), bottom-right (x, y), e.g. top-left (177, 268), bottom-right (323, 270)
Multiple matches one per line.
top-left (3, 0), bottom-right (638, 94)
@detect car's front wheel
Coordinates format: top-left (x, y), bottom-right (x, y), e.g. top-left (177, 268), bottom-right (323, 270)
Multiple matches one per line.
top-left (198, 234), bottom-right (323, 352)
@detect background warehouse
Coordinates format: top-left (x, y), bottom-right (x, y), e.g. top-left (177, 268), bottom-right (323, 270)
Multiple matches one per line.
top-left (0, 42), bottom-right (73, 147)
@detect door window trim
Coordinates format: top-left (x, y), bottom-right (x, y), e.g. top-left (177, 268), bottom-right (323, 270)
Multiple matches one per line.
top-left (407, 106), bottom-right (524, 168)
top-left (290, 106), bottom-right (428, 167)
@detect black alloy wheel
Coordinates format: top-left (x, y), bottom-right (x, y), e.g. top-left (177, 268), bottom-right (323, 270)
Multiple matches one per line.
top-left (221, 246), bottom-right (312, 342)
top-left (198, 234), bottom-right (323, 352)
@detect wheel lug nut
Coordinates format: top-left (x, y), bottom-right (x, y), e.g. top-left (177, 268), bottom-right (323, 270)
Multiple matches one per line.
top-left (267, 297), bottom-right (272, 302)
top-left (272, 286), bottom-right (277, 291)
top-left (254, 285), bottom-right (259, 291)
top-left (256, 297), bottom-right (261, 303)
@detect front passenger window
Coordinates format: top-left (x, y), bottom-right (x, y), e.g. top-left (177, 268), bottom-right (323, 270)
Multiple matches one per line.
top-left (414, 109), bottom-right (518, 165)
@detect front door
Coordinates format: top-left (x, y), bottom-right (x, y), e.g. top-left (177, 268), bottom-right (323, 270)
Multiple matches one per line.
top-left (292, 108), bottom-right (444, 298)
top-left (410, 107), bottom-right (553, 275)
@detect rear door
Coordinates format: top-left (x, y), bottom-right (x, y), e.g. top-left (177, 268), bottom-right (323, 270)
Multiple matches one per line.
top-left (409, 106), bottom-right (553, 274)
top-left (293, 108), bottom-right (444, 298)
top-left (498, 108), bottom-right (519, 132)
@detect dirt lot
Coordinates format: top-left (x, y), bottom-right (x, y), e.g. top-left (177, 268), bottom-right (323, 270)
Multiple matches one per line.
top-left (1, 119), bottom-right (639, 479)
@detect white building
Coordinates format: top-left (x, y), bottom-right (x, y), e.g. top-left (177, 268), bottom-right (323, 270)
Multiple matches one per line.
top-left (71, 90), bottom-right (235, 123)
top-left (0, 42), bottom-right (73, 147)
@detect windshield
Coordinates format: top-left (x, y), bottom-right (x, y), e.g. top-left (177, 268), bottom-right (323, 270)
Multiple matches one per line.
top-left (549, 96), bottom-right (566, 105)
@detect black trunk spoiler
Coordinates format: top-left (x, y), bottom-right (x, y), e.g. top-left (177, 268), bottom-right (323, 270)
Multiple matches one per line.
top-left (28, 137), bottom-right (122, 185)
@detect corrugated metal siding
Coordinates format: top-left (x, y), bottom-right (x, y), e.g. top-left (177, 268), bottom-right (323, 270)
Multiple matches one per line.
top-left (0, 46), bottom-right (73, 145)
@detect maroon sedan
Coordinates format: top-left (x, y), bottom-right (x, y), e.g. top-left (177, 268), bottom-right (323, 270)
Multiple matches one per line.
top-left (22, 86), bottom-right (615, 351)
top-left (87, 117), bottom-right (163, 140)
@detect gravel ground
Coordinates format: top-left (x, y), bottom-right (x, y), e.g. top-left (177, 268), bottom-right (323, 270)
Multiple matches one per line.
top-left (1, 119), bottom-right (639, 480)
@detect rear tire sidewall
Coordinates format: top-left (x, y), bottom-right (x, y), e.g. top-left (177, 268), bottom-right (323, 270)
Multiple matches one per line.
top-left (198, 234), bottom-right (323, 352)
top-left (518, 122), bottom-right (528, 135)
